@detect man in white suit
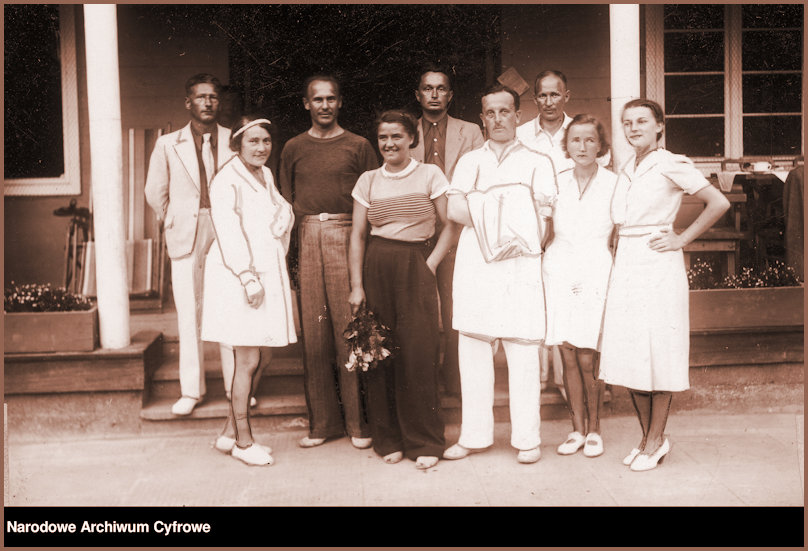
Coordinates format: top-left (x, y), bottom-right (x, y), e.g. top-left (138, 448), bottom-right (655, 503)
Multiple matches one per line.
top-left (411, 64), bottom-right (484, 397)
top-left (145, 74), bottom-right (236, 415)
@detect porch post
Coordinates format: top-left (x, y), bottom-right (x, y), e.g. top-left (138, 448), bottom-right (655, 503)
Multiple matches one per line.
top-left (83, 4), bottom-right (130, 348)
top-left (609, 4), bottom-right (642, 170)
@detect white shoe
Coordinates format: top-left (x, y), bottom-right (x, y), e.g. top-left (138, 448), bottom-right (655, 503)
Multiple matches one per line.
top-left (231, 443), bottom-right (274, 466)
top-left (351, 436), bottom-right (373, 449)
top-left (171, 396), bottom-right (202, 416)
top-left (415, 456), bottom-right (439, 470)
top-left (517, 447), bottom-right (542, 464)
top-left (630, 438), bottom-right (671, 472)
top-left (214, 436), bottom-right (272, 455)
top-left (383, 451), bottom-right (403, 464)
top-left (298, 436), bottom-right (327, 448)
top-left (623, 447), bottom-right (641, 466)
top-left (442, 443), bottom-right (488, 460)
top-left (583, 433), bottom-right (604, 458)
top-left (557, 431), bottom-right (586, 455)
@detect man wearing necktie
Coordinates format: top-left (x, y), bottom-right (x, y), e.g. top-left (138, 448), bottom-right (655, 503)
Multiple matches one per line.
top-left (145, 74), bottom-right (237, 415)
top-left (410, 64), bottom-right (484, 397)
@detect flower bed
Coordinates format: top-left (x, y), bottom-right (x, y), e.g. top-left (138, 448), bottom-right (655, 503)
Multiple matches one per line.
top-left (4, 283), bottom-right (98, 353)
top-left (687, 261), bottom-right (804, 332)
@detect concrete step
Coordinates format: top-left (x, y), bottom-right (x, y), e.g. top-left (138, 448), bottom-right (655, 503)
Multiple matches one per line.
top-left (159, 339), bottom-right (303, 361)
top-left (139, 384), bottom-right (577, 424)
top-left (140, 393), bottom-right (308, 421)
top-left (149, 355), bottom-right (304, 400)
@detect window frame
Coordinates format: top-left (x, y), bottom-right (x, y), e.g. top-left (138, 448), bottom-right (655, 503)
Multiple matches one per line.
top-left (4, 5), bottom-right (81, 196)
top-left (645, 4), bottom-right (803, 169)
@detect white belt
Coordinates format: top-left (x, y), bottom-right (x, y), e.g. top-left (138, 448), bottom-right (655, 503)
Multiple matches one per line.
top-left (617, 224), bottom-right (672, 237)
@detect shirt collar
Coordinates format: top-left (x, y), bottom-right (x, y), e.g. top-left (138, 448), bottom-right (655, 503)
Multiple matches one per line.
top-left (482, 138), bottom-right (523, 162)
top-left (532, 112), bottom-right (572, 138)
top-left (190, 124), bottom-right (218, 147)
top-left (381, 158), bottom-right (419, 179)
top-left (422, 114), bottom-right (448, 137)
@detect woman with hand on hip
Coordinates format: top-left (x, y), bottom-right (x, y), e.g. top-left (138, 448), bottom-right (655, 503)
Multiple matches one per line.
top-left (542, 114), bottom-right (616, 459)
top-left (599, 99), bottom-right (729, 471)
top-left (201, 115), bottom-right (297, 466)
top-left (348, 110), bottom-right (452, 470)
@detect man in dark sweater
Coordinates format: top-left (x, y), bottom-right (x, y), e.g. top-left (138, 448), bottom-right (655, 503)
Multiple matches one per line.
top-left (279, 75), bottom-right (378, 449)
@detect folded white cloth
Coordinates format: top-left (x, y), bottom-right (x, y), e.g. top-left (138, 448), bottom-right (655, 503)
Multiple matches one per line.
top-left (465, 183), bottom-right (545, 263)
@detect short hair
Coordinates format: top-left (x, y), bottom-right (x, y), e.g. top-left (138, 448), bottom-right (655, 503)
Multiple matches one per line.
top-left (561, 113), bottom-right (610, 158)
top-left (185, 73), bottom-right (222, 96)
top-left (481, 83), bottom-right (520, 111)
top-left (375, 110), bottom-right (419, 149)
top-left (416, 63), bottom-right (454, 91)
top-left (302, 74), bottom-right (341, 98)
top-left (533, 70), bottom-right (568, 96)
top-left (229, 114), bottom-right (273, 152)
top-left (622, 98), bottom-right (665, 140)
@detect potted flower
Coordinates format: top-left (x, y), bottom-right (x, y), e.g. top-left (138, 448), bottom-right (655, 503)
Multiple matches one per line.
top-left (4, 282), bottom-right (98, 353)
top-left (688, 260), bottom-right (804, 332)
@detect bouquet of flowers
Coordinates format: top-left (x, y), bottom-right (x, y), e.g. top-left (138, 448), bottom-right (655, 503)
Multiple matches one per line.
top-left (4, 282), bottom-right (93, 312)
top-left (343, 307), bottom-right (395, 372)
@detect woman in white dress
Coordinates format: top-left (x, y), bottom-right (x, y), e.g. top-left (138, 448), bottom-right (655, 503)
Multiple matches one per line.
top-left (543, 114), bottom-right (616, 459)
top-left (201, 116), bottom-right (297, 466)
top-left (599, 99), bottom-right (729, 471)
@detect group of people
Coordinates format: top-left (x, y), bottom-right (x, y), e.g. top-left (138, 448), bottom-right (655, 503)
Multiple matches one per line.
top-left (145, 66), bottom-right (730, 471)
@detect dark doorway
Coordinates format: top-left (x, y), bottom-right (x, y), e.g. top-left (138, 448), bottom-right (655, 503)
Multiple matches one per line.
top-left (221, 4), bottom-right (502, 147)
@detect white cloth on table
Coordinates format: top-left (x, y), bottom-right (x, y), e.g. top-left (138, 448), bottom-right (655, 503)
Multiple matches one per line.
top-left (448, 139), bottom-right (557, 341)
top-left (201, 156), bottom-right (297, 348)
top-left (543, 165), bottom-right (617, 350)
top-left (599, 149), bottom-right (709, 392)
top-left (717, 170), bottom-right (791, 192)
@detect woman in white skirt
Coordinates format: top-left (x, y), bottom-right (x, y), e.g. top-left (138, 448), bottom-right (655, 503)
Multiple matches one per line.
top-left (599, 99), bottom-right (729, 471)
top-left (543, 114), bottom-right (616, 459)
top-left (201, 116), bottom-right (297, 466)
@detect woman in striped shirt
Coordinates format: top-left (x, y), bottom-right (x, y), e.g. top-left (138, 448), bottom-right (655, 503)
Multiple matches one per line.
top-left (348, 110), bottom-right (454, 470)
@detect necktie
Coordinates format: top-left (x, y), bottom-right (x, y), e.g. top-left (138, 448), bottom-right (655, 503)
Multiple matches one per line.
top-left (202, 133), bottom-right (214, 185)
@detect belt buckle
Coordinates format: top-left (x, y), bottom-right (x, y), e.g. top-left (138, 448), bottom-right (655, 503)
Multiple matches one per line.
top-left (318, 212), bottom-right (329, 222)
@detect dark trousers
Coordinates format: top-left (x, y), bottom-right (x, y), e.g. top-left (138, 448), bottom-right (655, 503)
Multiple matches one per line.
top-left (363, 236), bottom-right (445, 459)
top-left (436, 248), bottom-right (461, 395)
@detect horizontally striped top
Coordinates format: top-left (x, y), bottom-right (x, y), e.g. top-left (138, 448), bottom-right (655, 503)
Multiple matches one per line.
top-left (352, 159), bottom-right (449, 242)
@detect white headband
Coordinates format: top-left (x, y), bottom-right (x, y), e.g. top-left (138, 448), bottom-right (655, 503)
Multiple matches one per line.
top-left (233, 118), bottom-right (271, 138)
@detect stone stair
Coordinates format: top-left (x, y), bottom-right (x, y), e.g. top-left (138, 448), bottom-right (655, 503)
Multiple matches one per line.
top-left (131, 302), bottom-right (579, 428)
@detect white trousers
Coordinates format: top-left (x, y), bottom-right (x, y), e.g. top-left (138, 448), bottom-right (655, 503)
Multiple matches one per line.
top-left (457, 333), bottom-right (541, 450)
top-left (170, 210), bottom-right (232, 399)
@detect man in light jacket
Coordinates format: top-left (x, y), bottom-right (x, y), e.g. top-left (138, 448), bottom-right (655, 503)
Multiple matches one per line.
top-left (144, 73), bottom-right (236, 415)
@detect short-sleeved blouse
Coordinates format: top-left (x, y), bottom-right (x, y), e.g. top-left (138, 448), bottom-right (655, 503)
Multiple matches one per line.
top-left (352, 160), bottom-right (449, 242)
top-left (611, 148), bottom-right (710, 228)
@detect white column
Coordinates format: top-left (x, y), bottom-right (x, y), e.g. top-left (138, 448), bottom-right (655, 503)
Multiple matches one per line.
top-left (609, 4), bottom-right (642, 170)
top-left (84, 4), bottom-right (130, 348)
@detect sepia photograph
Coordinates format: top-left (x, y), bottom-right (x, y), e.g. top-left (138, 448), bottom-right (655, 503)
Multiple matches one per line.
top-left (3, 2), bottom-right (804, 548)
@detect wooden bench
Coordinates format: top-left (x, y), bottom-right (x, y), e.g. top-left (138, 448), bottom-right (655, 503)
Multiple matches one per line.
top-left (676, 189), bottom-right (749, 276)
